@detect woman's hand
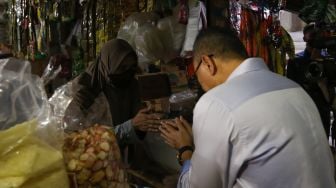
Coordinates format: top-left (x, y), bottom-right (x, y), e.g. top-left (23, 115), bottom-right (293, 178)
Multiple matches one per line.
top-left (131, 108), bottom-right (163, 132)
top-left (159, 116), bottom-right (193, 149)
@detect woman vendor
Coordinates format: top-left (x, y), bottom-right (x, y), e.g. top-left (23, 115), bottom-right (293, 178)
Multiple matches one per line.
top-left (67, 39), bottom-right (162, 143)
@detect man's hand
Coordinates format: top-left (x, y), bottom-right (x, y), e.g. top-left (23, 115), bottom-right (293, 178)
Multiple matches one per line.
top-left (159, 116), bottom-right (193, 149)
top-left (132, 108), bottom-right (163, 132)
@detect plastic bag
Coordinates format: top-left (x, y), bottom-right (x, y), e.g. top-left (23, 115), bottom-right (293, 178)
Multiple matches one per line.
top-left (0, 120), bottom-right (69, 188)
top-left (117, 12), bottom-right (160, 71)
top-left (181, 1), bottom-right (207, 56)
top-left (134, 23), bottom-right (166, 64)
top-left (118, 10), bottom-right (187, 66)
top-left (41, 56), bottom-right (62, 86)
top-left (49, 79), bottom-right (112, 131)
top-left (49, 79), bottom-right (127, 187)
top-left (157, 16), bottom-right (186, 63)
top-left (169, 89), bottom-right (197, 104)
top-left (117, 12), bottom-right (160, 49)
top-left (169, 89), bottom-right (197, 123)
top-left (0, 58), bottom-right (69, 188)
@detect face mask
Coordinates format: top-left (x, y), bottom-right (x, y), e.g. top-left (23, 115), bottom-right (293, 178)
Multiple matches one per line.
top-left (109, 69), bottom-right (136, 88)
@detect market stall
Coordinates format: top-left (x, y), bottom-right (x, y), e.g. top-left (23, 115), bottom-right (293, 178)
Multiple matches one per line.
top-left (1, 0), bottom-right (336, 187)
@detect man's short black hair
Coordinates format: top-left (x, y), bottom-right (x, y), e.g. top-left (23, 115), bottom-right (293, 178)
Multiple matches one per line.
top-left (193, 27), bottom-right (248, 63)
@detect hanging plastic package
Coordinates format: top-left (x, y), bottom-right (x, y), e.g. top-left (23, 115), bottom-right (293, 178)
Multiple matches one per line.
top-left (134, 23), bottom-right (166, 64)
top-left (178, 0), bottom-right (189, 25)
top-left (117, 12), bottom-right (160, 49)
top-left (229, 0), bottom-right (241, 33)
top-left (157, 15), bottom-right (186, 63)
top-left (180, 1), bottom-right (207, 57)
top-left (49, 79), bottom-right (112, 131)
top-left (0, 58), bottom-right (69, 188)
top-left (168, 89), bottom-right (197, 123)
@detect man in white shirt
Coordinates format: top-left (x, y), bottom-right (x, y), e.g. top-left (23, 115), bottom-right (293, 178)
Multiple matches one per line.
top-left (159, 28), bottom-right (335, 188)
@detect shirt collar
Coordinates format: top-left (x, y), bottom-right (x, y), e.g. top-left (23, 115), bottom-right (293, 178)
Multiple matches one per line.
top-left (227, 58), bottom-right (268, 81)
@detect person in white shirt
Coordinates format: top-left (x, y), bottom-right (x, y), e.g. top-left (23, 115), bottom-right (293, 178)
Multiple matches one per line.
top-left (159, 28), bottom-right (335, 188)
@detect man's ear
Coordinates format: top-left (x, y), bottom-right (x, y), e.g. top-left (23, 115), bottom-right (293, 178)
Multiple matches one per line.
top-left (201, 55), bottom-right (217, 76)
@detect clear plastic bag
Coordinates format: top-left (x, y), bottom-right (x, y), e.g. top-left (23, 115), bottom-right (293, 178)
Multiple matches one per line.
top-left (49, 79), bottom-right (127, 187)
top-left (63, 124), bottom-right (128, 187)
top-left (169, 89), bottom-right (197, 104)
top-left (157, 16), bottom-right (186, 63)
top-left (0, 58), bottom-right (69, 188)
top-left (117, 12), bottom-right (160, 49)
top-left (168, 89), bottom-right (197, 123)
top-left (134, 23), bottom-right (166, 64)
top-left (49, 78), bottom-right (112, 131)
top-left (118, 11), bottom-right (187, 65)
top-left (181, 1), bottom-right (207, 56)
top-left (0, 58), bottom-right (45, 130)
top-left (41, 56), bottom-right (62, 86)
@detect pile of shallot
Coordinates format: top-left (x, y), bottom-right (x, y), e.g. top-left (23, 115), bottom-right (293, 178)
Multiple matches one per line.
top-left (63, 124), bottom-right (129, 188)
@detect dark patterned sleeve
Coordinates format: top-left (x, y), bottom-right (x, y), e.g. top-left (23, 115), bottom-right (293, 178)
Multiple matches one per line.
top-left (72, 72), bottom-right (102, 112)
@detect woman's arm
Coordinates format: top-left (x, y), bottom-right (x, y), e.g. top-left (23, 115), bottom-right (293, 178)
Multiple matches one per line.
top-left (72, 72), bottom-right (102, 111)
top-left (114, 120), bottom-right (139, 144)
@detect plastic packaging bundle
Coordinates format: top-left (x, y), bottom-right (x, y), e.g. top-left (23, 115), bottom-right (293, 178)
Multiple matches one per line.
top-left (0, 58), bottom-right (69, 188)
top-left (117, 12), bottom-right (160, 48)
top-left (118, 11), bottom-right (187, 67)
top-left (49, 78), bottom-right (112, 131)
top-left (134, 23), bottom-right (166, 64)
top-left (169, 89), bottom-right (197, 123)
top-left (0, 58), bottom-right (44, 129)
top-left (157, 16), bottom-right (186, 63)
top-left (169, 89), bottom-right (197, 104)
top-left (180, 1), bottom-right (207, 56)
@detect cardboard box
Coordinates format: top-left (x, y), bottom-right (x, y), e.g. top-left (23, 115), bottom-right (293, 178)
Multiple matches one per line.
top-left (137, 73), bottom-right (172, 101)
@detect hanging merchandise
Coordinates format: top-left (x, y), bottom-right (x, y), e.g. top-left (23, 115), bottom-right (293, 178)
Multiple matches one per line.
top-left (138, 0), bottom-right (155, 12)
top-left (181, 0), bottom-right (207, 57)
top-left (134, 23), bottom-right (166, 64)
top-left (117, 12), bottom-right (160, 49)
top-left (178, 0), bottom-right (189, 25)
top-left (6, 0), bottom-right (80, 78)
top-left (7, 0), bottom-right (26, 55)
top-left (230, 0), bottom-right (241, 33)
top-left (0, 1), bottom-right (9, 44)
top-left (81, 0), bottom-right (140, 65)
top-left (118, 4), bottom-right (187, 71)
top-left (238, 2), bottom-right (294, 75)
top-left (157, 14), bottom-right (187, 63)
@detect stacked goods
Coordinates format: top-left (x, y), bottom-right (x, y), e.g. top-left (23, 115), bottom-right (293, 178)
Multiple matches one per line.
top-left (63, 124), bottom-right (129, 188)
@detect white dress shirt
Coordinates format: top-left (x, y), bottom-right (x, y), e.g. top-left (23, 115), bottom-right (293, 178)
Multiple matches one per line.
top-left (178, 58), bottom-right (335, 188)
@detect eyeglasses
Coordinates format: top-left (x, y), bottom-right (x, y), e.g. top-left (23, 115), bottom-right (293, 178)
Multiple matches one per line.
top-left (194, 54), bottom-right (214, 75)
